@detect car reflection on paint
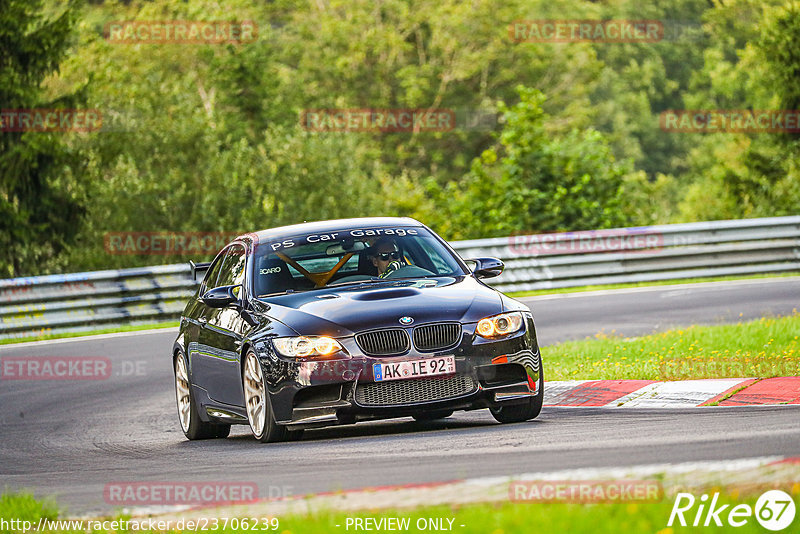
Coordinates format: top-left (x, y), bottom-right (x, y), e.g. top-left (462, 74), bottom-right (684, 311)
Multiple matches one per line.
top-left (173, 217), bottom-right (543, 442)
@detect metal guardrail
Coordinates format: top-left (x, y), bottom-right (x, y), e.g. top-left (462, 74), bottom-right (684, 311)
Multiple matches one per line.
top-left (456, 216), bottom-right (800, 292)
top-left (1, 216), bottom-right (798, 340)
top-left (0, 265), bottom-right (195, 340)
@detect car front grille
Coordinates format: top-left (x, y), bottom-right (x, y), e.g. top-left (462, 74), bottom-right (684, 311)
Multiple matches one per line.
top-left (355, 328), bottom-right (410, 356)
top-left (355, 374), bottom-right (477, 407)
top-left (413, 323), bottom-right (461, 352)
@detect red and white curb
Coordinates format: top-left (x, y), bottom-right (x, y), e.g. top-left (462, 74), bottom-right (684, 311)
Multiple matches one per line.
top-left (544, 377), bottom-right (800, 408)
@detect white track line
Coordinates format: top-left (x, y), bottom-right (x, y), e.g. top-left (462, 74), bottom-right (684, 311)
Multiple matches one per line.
top-left (0, 327), bottom-right (178, 350)
top-left (522, 276), bottom-right (800, 301)
top-left (106, 456), bottom-right (790, 521)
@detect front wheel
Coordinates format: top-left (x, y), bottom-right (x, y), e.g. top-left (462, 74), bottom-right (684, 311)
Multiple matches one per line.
top-left (174, 350), bottom-right (230, 440)
top-left (243, 350), bottom-right (287, 443)
top-left (490, 364), bottom-right (544, 424)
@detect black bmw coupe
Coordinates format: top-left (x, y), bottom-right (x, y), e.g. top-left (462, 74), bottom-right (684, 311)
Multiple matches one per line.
top-left (173, 217), bottom-right (543, 442)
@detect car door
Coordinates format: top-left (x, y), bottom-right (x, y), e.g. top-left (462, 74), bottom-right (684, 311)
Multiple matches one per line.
top-left (185, 250), bottom-right (226, 374)
top-left (195, 244), bottom-right (249, 406)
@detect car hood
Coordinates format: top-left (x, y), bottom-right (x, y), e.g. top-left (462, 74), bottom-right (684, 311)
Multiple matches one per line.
top-left (257, 276), bottom-right (504, 337)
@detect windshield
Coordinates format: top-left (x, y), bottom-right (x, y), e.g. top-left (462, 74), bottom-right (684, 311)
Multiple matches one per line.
top-left (253, 226), bottom-right (465, 296)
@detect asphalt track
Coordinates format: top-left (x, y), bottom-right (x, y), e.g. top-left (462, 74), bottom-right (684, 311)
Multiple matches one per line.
top-left (1, 277), bottom-right (798, 515)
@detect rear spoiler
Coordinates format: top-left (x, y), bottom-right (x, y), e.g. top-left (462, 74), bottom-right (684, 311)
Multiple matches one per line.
top-left (189, 261), bottom-right (212, 281)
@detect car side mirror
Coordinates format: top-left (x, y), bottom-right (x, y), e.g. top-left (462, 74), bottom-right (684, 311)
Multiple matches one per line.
top-left (201, 285), bottom-right (242, 308)
top-left (467, 257), bottom-right (505, 279)
top-left (189, 260), bottom-right (212, 281)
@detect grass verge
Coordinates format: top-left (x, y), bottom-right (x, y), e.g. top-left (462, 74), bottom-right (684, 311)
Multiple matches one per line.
top-left (507, 272), bottom-right (800, 298)
top-left (1, 491), bottom-right (798, 534)
top-left (544, 312), bottom-right (800, 381)
top-left (0, 322), bottom-right (179, 346)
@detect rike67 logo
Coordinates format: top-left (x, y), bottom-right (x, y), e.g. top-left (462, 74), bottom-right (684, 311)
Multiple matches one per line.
top-left (668, 490), bottom-right (796, 531)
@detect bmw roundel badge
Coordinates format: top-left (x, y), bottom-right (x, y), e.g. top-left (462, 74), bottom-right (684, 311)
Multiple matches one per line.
top-left (399, 316), bottom-right (414, 325)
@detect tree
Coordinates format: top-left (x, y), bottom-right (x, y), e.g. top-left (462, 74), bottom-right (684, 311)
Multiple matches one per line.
top-left (419, 87), bottom-right (634, 239)
top-left (676, 0), bottom-right (800, 221)
top-left (0, 0), bottom-right (85, 277)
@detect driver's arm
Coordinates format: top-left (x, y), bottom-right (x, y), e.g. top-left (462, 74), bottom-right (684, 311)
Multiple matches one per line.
top-left (379, 259), bottom-right (406, 278)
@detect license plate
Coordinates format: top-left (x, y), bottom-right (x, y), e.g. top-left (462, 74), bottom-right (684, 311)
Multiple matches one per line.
top-left (373, 356), bottom-right (455, 382)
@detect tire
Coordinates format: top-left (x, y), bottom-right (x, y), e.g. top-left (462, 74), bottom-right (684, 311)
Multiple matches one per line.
top-left (490, 363), bottom-right (544, 424)
top-left (243, 350), bottom-right (287, 443)
top-left (413, 410), bottom-right (454, 421)
top-left (174, 350), bottom-right (231, 440)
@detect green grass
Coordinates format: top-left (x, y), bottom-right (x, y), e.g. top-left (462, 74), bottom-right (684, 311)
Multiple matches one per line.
top-left (507, 272), bottom-right (800, 298)
top-left (0, 492), bottom-right (59, 526)
top-left (0, 322), bottom-right (179, 345)
top-left (544, 312), bottom-right (800, 380)
top-left (2, 491), bottom-right (799, 534)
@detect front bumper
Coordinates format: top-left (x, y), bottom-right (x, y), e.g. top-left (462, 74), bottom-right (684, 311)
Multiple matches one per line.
top-left (256, 314), bottom-right (542, 428)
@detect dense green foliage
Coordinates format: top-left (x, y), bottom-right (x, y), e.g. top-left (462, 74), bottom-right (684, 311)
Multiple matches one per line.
top-left (3, 0), bottom-right (799, 275)
top-left (0, 0), bottom-right (85, 277)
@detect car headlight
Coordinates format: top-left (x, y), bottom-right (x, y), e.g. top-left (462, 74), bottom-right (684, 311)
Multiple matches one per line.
top-left (476, 312), bottom-right (524, 339)
top-left (272, 336), bottom-right (345, 358)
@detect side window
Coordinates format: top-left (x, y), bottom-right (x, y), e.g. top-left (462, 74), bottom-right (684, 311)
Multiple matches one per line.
top-left (215, 245), bottom-right (247, 288)
top-left (201, 252), bottom-right (227, 292)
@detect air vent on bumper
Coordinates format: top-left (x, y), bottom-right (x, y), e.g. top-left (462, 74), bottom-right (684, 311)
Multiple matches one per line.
top-left (355, 375), bottom-right (477, 406)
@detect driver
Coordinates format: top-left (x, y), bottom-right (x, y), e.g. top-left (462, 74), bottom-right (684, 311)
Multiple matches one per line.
top-left (369, 237), bottom-right (406, 278)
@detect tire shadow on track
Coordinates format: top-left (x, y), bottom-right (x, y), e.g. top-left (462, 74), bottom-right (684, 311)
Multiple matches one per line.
top-left (185, 414), bottom-right (549, 446)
